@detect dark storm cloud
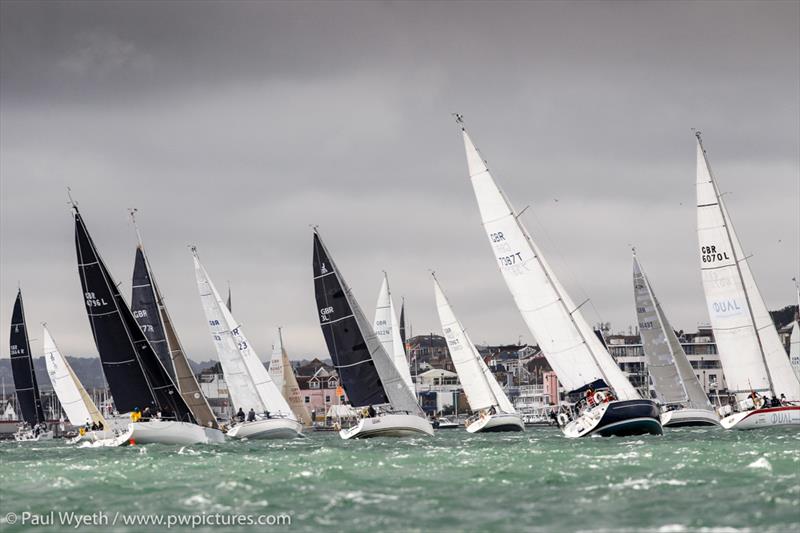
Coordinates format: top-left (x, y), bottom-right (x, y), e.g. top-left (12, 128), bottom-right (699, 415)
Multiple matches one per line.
top-left (1, 0), bottom-right (798, 361)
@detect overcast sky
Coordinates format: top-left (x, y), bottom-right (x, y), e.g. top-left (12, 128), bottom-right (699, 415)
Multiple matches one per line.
top-left (1, 1), bottom-right (798, 364)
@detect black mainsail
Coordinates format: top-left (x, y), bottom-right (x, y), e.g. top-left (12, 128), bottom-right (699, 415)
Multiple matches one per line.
top-left (74, 207), bottom-right (194, 422)
top-left (398, 299), bottom-right (407, 356)
top-left (131, 246), bottom-right (174, 381)
top-left (9, 289), bottom-right (45, 425)
top-left (313, 231), bottom-right (389, 408)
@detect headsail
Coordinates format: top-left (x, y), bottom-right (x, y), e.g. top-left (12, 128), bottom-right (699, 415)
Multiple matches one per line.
top-left (633, 252), bottom-right (711, 410)
top-left (791, 280), bottom-right (800, 380)
top-left (74, 207), bottom-right (194, 421)
top-left (192, 248), bottom-right (292, 417)
top-left (271, 329), bottom-right (312, 425)
top-left (373, 273), bottom-right (414, 390)
top-left (434, 274), bottom-right (515, 413)
top-left (457, 117), bottom-right (639, 400)
top-left (313, 230), bottom-right (422, 414)
top-left (695, 133), bottom-right (800, 400)
top-left (43, 325), bottom-right (106, 427)
top-left (9, 289), bottom-right (45, 425)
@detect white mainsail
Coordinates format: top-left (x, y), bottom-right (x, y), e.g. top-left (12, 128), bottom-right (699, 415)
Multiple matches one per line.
top-left (433, 275), bottom-right (516, 413)
top-left (458, 118), bottom-right (639, 400)
top-left (43, 325), bottom-right (105, 427)
top-left (193, 249), bottom-right (294, 417)
top-left (271, 329), bottom-right (312, 425)
top-left (633, 253), bottom-right (712, 410)
top-left (789, 282), bottom-right (800, 380)
top-left (695, 133), bottom-right (800, 400)
top-left (374, 273), bottom-right (414, 391)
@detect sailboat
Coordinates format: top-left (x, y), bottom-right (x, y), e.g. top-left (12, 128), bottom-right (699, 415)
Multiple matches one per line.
top-left (192, 248), bottom-right (302, 439)
top-left (373, 273), bottom-right (414, 391)
top-left (632, 252), bottom-right (720, 427)
top-left (42, 324), bottom-right (118, 441)
top-left (433, 274), bottom-right (524, 432)
top-left (10, 289), bottom-right (52, 441)
top-left (312, 230), bottom-right (433, 438)
top-left (790, 280), bottom-right (800, 380)
top-left (73, 204), bottom-right (224, 445)
top-left (455, 115), bottom-right (661, 438)
top-left (695, 132), bottom-right (800, 429)
top-left (269, 328), bottom-right (312, 426)
top-left (129, 213), bottom-right (219, 431)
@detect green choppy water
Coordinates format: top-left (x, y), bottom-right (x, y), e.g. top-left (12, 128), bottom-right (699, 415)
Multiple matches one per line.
top-left (0, 427), bottom-right (798, 532)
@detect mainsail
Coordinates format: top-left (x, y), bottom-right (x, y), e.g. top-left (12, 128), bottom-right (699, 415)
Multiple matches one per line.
top-left (791, 281), bottom-right (800, 380)
top-left (399, 299), bottom-right (407, 353)
top-left (270, 329), bottom-right (312, 425)
top-left (457, 117), bottom-right (640, 400)
top-left (633, 252), bottom-right (711, 410)
top-left (131, 246), bottom-right (174, 380)
top-left (43, 325), bottom-right (106, 427)
top-left (9, 289), bottom-right (45, 425)
top-left (373, 273), bottom-right (414, 390)
top-left (695, 133), bottom-right (800, 400)
top-left (433, 274), bottom-right (515, 413)
top-left (313, 230), bottom-right (422, 414)
top-left (74, 207), bottom-right (195, 421)
top-left (192, 249), bottom-right (293, 418)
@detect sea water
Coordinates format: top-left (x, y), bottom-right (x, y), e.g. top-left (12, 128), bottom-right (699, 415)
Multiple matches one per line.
top-left (0, 427), bottom-right (797, 532)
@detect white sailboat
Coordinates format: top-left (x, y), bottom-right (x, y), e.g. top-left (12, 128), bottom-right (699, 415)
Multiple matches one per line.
top-left (313, 230), bottom-right (433, 439)
top-left (632, 252), bottom-right (720, 427)
top-left (433, 274), bottom-right (523, 432)
top-left (192, 248), bottom-right (302, 439)
top-left (790, 280), bottom-right (800, 381)
top-left (373, 272), bottom-right (414, 391)
top-left (695, 132), bottom-right (800, 429)
top-left (269, 328), bottom-right (312, 426)
top-left (455, 115), bottom-right (661, 438)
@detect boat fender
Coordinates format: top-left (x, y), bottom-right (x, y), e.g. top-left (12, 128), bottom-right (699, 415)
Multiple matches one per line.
top-left (594, 391), bottom-right (607, 404)
top-left (557, 413), bottom-right (569, 427)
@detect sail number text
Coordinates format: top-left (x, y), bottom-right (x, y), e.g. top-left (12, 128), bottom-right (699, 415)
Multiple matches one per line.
top-left (320, 306), bottom-right (334, 322)
top-left (84, 292), bottom-right (108, 308)
top-left (498, 252), bottom-right (523, 266)
top-left (700, 245), bottom-right (730, 263)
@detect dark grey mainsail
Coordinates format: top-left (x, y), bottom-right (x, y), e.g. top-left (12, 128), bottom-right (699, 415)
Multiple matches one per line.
top-left (398, 298), bottom-right (407, 356)
top-left (132, 246), bottom-right (174, 381)
top-left (9, 289), bottom-right (45, 425)
top-left (633, 252), bottom-right (712, 410)
top-left (74, 206), bottom-right (194, 422)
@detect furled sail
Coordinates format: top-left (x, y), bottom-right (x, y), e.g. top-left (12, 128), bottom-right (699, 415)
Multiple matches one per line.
top-left (43, 325), bottom-right (106, 427)
top-left (373, 273), bottom-right (414, 391)
top-left (192, 249), bottom-right (293, 418)
top-left (695, 133), bottom-right (800, 400)
top-left (633, 253), bottom-right (712, 410)
top-left (9, 289), bottom-right (45, 425)
top-left (313, 230), bottom-right (422, 414)
top-left (434, 274), bottom-right (515, 413)
top-left (271, 329), bottom-right (312, 425)
top-left (457, 118), bottom-right (640, 400)
top-left (74, 207), bottom-right (195, 421)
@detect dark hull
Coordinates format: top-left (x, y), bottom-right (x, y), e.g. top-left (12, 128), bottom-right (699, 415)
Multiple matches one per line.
top-left (591, 399), bottom-right (663, 437)
top-left (663, 420), bottom-right (718, 428)
top-left (480, 423), bottom-right (525, 433)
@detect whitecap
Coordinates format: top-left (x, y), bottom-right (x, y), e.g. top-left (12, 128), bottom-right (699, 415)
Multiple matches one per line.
top-left (746, 457), bottom-right (772, 471)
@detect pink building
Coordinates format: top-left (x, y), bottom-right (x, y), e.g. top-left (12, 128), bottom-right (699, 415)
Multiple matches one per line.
top-left (296, 360), bottom-right (347, 420)
top-left (543, 371), bottom-right (560, 405)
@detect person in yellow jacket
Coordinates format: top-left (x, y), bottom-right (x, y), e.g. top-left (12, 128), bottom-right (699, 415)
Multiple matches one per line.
top-left (131, 407), bottom-right (141, 422)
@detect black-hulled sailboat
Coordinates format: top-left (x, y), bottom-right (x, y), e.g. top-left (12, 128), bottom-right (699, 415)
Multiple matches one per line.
top-left (73, 204), bottom-right (223, 445)
top-left (313, 230), bottom-right (433, 439)
top-left (10, 289), bottom-right (52, 441)
top-left (129, 212), bottom-right (219, 431)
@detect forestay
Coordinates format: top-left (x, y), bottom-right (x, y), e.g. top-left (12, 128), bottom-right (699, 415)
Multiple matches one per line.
top-left (459, 121), bottom-right (639, 400)
top-left (633, 253), bottom-right (711, 410)
top-left (434, 275), bottom-right (515, 413)
top-left (696, 134), bottom-right (800, 400)
top-left (373, 274), bottom-right (414, 391)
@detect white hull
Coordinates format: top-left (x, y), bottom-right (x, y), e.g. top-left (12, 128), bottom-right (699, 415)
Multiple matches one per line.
top-left (14, 429), bottom-right (54, 442)
top-left (226, 418), bottom-right (303, 439)
top-left (80, 421), bottom-right (224, 447)
top-left (340, 414), bottom-right (434, 439)
top-left (466, 412), bottom-right (525, 433)
top-left (661, 408), bottom-right (720, 427)
top-left (720, 405), bottom-right (800, 430)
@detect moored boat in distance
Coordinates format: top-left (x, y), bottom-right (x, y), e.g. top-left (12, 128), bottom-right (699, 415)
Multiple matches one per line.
top-left (433, 273), bottom-right (523, 433)
top-left (632, 251), bottom-right (720, 427)
top-left (313, 230), bottom-right (433, 439)
top-left (454, 114), bottom-right (661, 438)
top-left (695, 132), bottom-right (800, 429)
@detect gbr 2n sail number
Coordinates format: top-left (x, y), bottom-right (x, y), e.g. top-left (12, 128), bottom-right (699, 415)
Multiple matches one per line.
top-left (490, 232), bottom-right (523, 266)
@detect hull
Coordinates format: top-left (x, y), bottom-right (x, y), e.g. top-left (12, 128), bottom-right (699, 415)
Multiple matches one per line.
top-left (466, 412), bottom-right (525, 433)
top-left (340, 413), bottom-right (434, 439)
top-left (563, 399), bottom-right (662, 438)
top-left (14, 429), bottom-right (54, 442)
top-left (661, 407), bottom-right (721, 427)
top-left (80, 421), bottom-right (224, 447)
top-left (226, 418), bottom-right (303, 440)
top-left (720, 405), bottom-right (800, 430)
